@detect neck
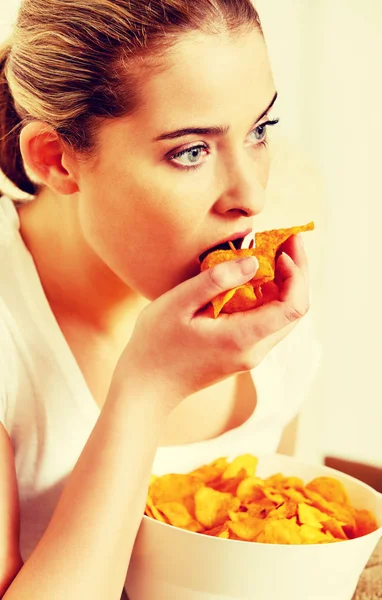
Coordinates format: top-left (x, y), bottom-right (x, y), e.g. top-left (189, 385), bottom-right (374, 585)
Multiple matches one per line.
top-left (17, 189), bottom-right (149, 343)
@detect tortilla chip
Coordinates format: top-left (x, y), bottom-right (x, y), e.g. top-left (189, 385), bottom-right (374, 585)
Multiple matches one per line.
top-left (200, 222), bottom-right (314, 317)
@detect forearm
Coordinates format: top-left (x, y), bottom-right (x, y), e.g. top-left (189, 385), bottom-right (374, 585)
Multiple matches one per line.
top-left (4, 376), bottom-right (166, 600)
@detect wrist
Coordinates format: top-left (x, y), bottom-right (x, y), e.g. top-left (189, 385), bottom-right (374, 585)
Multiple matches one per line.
top-left (107, 367), bottom-right (181, 422)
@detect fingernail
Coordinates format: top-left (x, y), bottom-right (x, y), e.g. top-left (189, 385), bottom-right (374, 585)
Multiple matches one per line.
top-left (297, 234), bottom-right (304, 248)
top-left (235, 256), bottom-right (258, 275)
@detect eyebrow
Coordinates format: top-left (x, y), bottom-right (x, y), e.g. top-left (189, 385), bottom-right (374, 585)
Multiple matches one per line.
top-left (153, 91), bottom-right (278, 142)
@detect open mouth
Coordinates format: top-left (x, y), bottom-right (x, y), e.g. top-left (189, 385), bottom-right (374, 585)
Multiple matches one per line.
top-left (199, 237), bottom-right (245, 263)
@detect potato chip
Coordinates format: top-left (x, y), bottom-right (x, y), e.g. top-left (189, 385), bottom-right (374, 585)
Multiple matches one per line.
top-left (299, 524), bottom-right (337, 544)
top-left (284, 488), bottom-right (313, 504)
top-left (145, 453), bottom-right (379, 545)
top-left (245, 503), bottom-right (273, 519)
top-left (203, 523), bottom-right (230, 538)
top-left (306, 477), bottom-right (350, 505)
top-left (228, 516), bottom-right (265, 541)
top-left (194, 487), bottom-right (240, 529)
top-left (256, 518), bottom-right (303, 545)
top-left (211, 468), bottom-right (248, 495)
top-left (146, 495), bottom-right (168, 523)
top-left (156, 501), bottom-right (203, 532)
top-left (190, 457), bottom-right (229, 484)
top-left (263, 473), bottom-right (287, 488)
top-left (200, 222), bottom-right (315, 317)
top-left (297, 503), bottom-right (328, 529)
top-left (268, 501), bottom-right (298, 520)
top-left (321, 518), bottom-right (348, 540)
top-left (149, 473), bottom-right (204, 505)
top-left (236, 477), bottom-right (266, 503)
top-left (303, 489), bottom-right (355, 531)
top-left (222, 454), bottom-right (258, 480)
top-left (352, 508), bottom-right (378, 537)
top-left (285, 477), bottom-right (305, 490)
top-left (144, 501), bottom-right (155, 520)
top-left (262, 488), bottom-right (286, 505)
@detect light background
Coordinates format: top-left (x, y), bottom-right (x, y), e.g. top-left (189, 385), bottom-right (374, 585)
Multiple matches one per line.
top-left (1, 1), bottom-right (381, 467)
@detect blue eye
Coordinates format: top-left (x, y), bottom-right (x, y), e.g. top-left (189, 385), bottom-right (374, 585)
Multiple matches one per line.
top-left (168, 118), bottom-right (279, 171)
top-left (248, 118), bottom-right (280, 145)
top-left (170, 145), bottom-right (208, 169)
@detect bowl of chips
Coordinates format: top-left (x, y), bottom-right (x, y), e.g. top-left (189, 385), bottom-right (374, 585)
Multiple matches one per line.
top-left (125, 453), bottom-right (382, 600)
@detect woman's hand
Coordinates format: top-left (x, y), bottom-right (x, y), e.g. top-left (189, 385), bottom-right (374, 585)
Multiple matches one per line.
top-left (114, 234), bottom-right (309, 413)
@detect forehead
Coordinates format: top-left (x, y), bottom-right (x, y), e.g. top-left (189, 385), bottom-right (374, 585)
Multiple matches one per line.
top-left (134, 29), bottom-right (275, 129)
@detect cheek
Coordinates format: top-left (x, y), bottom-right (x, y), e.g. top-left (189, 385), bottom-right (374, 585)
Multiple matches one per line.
top-left (76, 169), bottom-right (200, 297)
top-left (260, 152), bottom-right (272, 189)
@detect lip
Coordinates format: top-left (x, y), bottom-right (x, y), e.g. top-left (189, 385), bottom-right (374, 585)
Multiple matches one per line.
top-left (199, 228), bottom-right (253, 263)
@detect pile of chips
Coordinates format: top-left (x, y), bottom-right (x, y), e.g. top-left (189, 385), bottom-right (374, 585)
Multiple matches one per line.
top-left (200, 222), bottom-right (315, 318)
top-left (145, 454), bottom-right (378, 544)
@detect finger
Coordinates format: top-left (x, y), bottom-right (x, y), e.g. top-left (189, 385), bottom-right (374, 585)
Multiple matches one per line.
top-left (278, 234), bottom-right (309, 282)
top-left (223, 252), bottom-right (309, 341)
top-left (277, 252), bottom-right (310, 311)
top-left (172, 256), bottom-right (259, 317)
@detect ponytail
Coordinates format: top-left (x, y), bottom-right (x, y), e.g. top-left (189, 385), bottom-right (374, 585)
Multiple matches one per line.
top-left (0, 44), bottom-right (36, 196)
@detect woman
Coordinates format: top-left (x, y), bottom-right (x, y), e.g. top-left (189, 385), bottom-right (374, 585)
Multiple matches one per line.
top-left (0, 0), bottom-right (319, 597)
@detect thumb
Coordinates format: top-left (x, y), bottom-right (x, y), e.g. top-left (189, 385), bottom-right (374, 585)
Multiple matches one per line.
top-left (177, 256), bottom-right (259, 316)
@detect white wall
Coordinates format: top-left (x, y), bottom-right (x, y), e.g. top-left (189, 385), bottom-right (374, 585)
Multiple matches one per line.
top-left (0, 0), bottom-right (19, 41)
top-left (257, 0), bottom-right (382, 467)
top-left (1, 0), bottom-right (381, 467)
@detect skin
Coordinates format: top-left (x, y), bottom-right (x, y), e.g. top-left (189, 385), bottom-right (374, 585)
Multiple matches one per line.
top-left (18, 28), bottom-right (276, 341)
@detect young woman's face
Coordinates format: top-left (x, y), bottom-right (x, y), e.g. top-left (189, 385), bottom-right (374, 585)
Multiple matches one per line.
top-left (76, 29), bottom-right (277, 300)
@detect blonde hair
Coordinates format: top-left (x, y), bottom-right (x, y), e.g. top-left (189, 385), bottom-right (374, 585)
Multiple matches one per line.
top-left (0, 0), bottom-right (262, 197)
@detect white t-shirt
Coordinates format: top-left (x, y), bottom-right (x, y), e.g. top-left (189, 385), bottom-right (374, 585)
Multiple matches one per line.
top-left (0, 195), bottom-right (321, 562)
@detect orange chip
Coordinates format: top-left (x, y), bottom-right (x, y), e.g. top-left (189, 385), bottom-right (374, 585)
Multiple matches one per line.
top-left (268, 501), bottom-right (298, 520)
top-left (263, 473), bottom-right (287, 488)
top-left (245, 503), bottom-right (273, 519)
top-left (306, 477), bottom-right (350, 505)
top-left (353, 508), bottom-right (378, 537)
top-left (322, 518), bottom-right (348, 540)
top-left (190, 457), bottom-right (229, 484)
top-left (200, 222), bottom-right (314, 316)
top-left (149, 473), bottom-right (204, 505)
top-left (262, 488), bottom-right (286, 505)
top-left (211, 468), bottom-right (248, 495)
top-left (254, 223), bottom-right (314, 254)
top-left (156, 501), bottom-right (203, 532)
top-left (236, 477), bottom-right (266, 503)
top-left (284, 488), bottom-right (313, 504)
top-left (203, 523), bottom-right (230, 538)
top-left (297, 503), bottom-right (328, 529)
top-left (303, 489), bottom-right (356, 537)
top-left (299, 524), bottom-right (336, 544)
top-left (146, 453), bottom-right (379, 545)
top-left (217, 283), bottom-right (261, 317)
top-left (144, 502), bottom-right (155, 520)
top-left (194, 487), bottom-right (240, 529)
top-left (228, 516), bottom-right (266, 541)
top-left (282, 477), bottom-right (306, 490)
top-left (145, 495), bottom-right (168, 523)
top-left (256, 518), bottom-right (303, 545)
top-left (222, 454), bottom-right (258, 480)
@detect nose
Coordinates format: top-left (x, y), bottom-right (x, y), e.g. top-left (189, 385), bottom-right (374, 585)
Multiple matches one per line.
top-left (213, 152), bottom-right (268, 217)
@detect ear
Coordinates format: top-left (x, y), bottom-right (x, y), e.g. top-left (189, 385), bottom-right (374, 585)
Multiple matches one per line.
top-left (19, 121), bottom-right (79, 195)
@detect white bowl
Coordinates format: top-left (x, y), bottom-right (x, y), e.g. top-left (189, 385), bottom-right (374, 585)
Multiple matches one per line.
top-left (125, 453), bottom-right (382, 600)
